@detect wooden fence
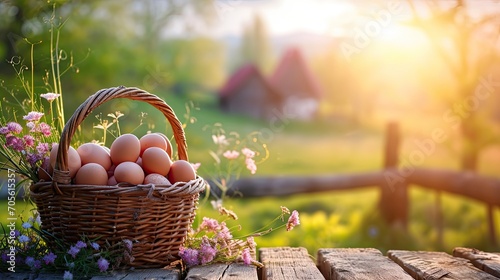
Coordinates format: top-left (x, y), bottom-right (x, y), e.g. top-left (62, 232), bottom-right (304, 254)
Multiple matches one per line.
top-left (223, 122), bottom-right (500, 246)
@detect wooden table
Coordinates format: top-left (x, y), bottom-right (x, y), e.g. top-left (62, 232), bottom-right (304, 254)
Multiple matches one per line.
top-left (2, 247), bottom-right (499, 279)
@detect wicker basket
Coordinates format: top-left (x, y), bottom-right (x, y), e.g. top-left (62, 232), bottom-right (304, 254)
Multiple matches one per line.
top-left (30, 86), bottom-right (206, 268)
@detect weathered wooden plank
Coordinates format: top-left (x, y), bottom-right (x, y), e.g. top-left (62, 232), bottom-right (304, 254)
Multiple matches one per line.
top-left (0, 268), bottom-right (180, 280)
top-left (317, 248), bottom-right (413, 280)
top-left (185, 263), bottom-right (258, 280)
top-left (259, 247), bottom-right (325, 280)
top-left (388, 250), bottom-right (499, 280)
top-left (91, 268), bottom-right (180, 280)
top-left (453, 247), bottom-right (500, 278)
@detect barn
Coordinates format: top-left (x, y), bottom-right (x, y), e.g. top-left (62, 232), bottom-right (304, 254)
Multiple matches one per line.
top-left (219, 48), bottom-right (322, 120)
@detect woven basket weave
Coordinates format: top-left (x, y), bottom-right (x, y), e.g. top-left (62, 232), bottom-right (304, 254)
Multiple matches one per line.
top-left (30, 86), bottom-right (206, 268)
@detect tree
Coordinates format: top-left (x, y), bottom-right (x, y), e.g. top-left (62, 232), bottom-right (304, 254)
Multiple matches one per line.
top-left (238, 14), bottom-right (273, 73)
top-left (408, 0), bottom-right (500, 171)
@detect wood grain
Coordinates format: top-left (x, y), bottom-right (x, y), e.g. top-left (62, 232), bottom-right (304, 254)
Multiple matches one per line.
top-left (317, 248), bottom-right (413, 280)
top-left (453, 247), bottom-right (500, 278)
top-left (388, 250), bottom-right (499, 280)
top-left (185, 263), bottom-right (258, 280)
top-left (259, 247), bottom-right (325, 280)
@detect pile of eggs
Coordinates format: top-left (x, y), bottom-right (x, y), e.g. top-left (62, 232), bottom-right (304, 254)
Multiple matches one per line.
top-left (40, 133), bottom-right (196, 186)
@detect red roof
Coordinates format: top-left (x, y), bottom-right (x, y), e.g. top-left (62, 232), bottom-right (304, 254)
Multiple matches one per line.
top-left (219, 64), bottom-right (268, 97)
top-left (270, 47), bottom-right (323, 99)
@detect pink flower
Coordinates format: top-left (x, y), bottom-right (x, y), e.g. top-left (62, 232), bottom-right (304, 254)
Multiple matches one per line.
top-left (241, 148), bottom-right (255, 158)
top-left (286, 210), bottom-right (300, 231)
top-left (36, 143), bottom-right (49, 154)
top-left (200, 217), bottom-right (219, 232)
top-left (6, 136), bottom-right (24, 152)
top-left (23, 135), bottom-right (35, 147)
top-left (223, 150), bottom-right (239, 160)
top-left (97, 257), bottom-right (109, 272)
top-left (7, 122), bottom-right (22, 134)
top-left (241, 248), bottom-right (253, 265)
top-left (26, 122), bottom-right (35, 130)
top-left (40, 93), bottom-right (60, 102)
top-left (212, 135), bottom-right (228, 146)
top-left (38, 122), bottom-right (51, 136)
top-left (23, 111), bottom-right (44, 122)
top-left (216, 222), bottom-right (232, 240)
top-left (179, 247), bottom-right (199, 266)
top-left (245, 158), bottom-right (257, 174)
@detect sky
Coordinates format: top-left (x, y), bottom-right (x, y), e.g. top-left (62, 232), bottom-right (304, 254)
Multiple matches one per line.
top-left (192, 0), bottom-right (500, 38)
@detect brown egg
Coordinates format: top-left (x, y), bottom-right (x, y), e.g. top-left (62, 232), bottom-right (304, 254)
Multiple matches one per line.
top-left (142, 147), bottom-right (172, 175)
top-left (155, 133), bottom-right (173, 158)
top-left (49, 144), bottom-right (82, 178)
top-left (75, 163), bottom-right (108, 185)
top-left (114, 162), bottom-right (144, 185)
top-left (108, 176), bottom-right (117, 185)
top-left (140, 133), bottom-right (167, 156)
top-left (110, 134), bottom-right (140, 165)
top-left (77, 143), bottom-right (112, 170)
top-left (144, 173), bottom-right (171, 185)
top-left (167, 160), bottom-right (196, 183)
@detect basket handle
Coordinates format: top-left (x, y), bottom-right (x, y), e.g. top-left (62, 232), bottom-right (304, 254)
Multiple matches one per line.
top-left (53, 86), bottom-right (188, 184)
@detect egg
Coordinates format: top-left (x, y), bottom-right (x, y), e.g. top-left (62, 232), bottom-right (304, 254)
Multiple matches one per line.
top-left (142, 147), bottom-right (172, 175)
top-left (167, 160), bottom-right (196, 183)
top-left (110, 134), bottom-right (140, 164)
top-left (144, 173), bottom-right (171, 185)
top-left (114, 162), bottom-right (144, 185)
top-left (108, 176), bottom-right (117, 185)
top-left (75, 163), bottom-right (108, 185)
top-left (77, 143), bottom-right (112, 170)
top-left (37, 158), bottom-right (52, 181)
top-left (49, 144), bottom-right (82, 178)
top-left (155, 133), bottom-right (173, 158)
top-left (140, 133), bottom-right (167, 155)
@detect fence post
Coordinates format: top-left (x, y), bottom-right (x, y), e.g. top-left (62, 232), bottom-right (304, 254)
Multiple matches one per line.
top-left (380, 122), bottom-right (408, 229)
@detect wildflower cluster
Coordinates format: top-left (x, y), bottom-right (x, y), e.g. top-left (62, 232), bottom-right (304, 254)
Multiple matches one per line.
top-left (204, 123), bottom-right (268, 201)
top-left (0, 213), bottom-right (133, 279)
top-left (181, 206), bottom-right (300, 267)
top-left (0, 102), bottom-right (60, 183)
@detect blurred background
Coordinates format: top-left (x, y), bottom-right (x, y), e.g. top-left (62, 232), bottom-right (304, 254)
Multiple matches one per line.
top-left (1, 0), bottom-right (499, 254)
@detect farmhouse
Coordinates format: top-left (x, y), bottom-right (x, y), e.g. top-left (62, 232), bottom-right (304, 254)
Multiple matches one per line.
top-left (219, 48), bottom-right (322, 120)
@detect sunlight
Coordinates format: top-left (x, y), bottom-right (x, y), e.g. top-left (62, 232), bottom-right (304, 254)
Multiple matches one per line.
top-left (378, 24), bottom-right (428, 50)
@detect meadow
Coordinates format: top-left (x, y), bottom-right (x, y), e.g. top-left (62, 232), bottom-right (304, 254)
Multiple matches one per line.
top-left (3, 92), bottom-right (497, 258)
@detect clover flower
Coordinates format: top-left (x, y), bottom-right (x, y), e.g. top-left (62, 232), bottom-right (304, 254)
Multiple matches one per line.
top-left (199, 241), bottom-right (217, 265)
top-left (91, 242), bottom-right (100, 250)
top-left (286, 210), bottom-right (300, 231)
top-left (23, 111), bottom-right (44, 122)
top-left (97, 257), bottom-right (109, 272)
top-left (40, 93), bottom-right (61, 102)
top-left (75, 241), bottom-right (87, 249)
top-left (67, 246), bottom-right (80, 258)
top-left (179, 247), bottom-right (199, 267)
top-left (23, 135), bottom-right (35, 147)
top-left (7, 122), bottom-right (22, 134)
top-left (200, 217), bottom-right (219, 232)
top-left (43, 252), bottom-right (57, 265)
